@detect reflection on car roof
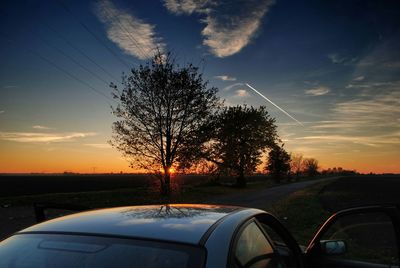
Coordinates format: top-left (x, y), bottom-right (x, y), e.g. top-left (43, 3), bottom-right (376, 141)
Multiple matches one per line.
top-left (20, 204), bottom-right (243, 244)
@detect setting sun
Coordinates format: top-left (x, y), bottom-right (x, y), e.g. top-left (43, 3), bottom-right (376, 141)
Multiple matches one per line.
top-left (159, 167), bottom-right (176, 174)
top-left (0, 0), bottom-right (399, 175)
top-left (1, 2), bottom-right (400, 261)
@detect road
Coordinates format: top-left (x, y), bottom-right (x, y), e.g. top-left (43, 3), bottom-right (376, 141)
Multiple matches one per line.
top-left (209, 177), bottom-right (339, 209)
top-left (1, 177), bottom-right (337, 240)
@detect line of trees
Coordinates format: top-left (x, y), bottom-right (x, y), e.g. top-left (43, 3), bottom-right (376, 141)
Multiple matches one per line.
top-left (111, 52), bottom-right (286, 194)
top-left (267, 150), bottom-right (319, 182)
top-left (266, 145), bottom-right (319, 182)
top-left (267, 150), bottom-right (357, 182)
top-left (109, 52), bottom-right (355, 195)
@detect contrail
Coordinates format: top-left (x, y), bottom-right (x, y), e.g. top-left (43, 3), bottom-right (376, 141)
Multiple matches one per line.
top-left (245, 83), bottom-right (304, 126)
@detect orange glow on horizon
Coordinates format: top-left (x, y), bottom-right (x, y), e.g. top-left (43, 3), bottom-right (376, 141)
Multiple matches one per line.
top-left (0, 140), bottom-right (399, 174)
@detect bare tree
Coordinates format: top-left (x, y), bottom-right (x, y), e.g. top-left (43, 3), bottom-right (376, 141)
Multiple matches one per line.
top-left (110, 52), bottom-right (220, 195)
top-left (290, 152), bottom-right (304, 180)
top-left (303, 158), bottom-right (319, 177)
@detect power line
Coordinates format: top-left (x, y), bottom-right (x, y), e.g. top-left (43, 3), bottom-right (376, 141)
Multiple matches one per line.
top-left (36, 31), bottom-right (112, 85)
top-left (38, 19), bottom-right (121, 83)
top-left (0, 6), bottom-right (116, 103)
top-left (4, 4), bottom-right (127, 85)
top-left (57, 1), bottom-right (134, 70)
top-left (101, 4), bottom-right (150, 60)
top-left (1, 31), bottom-right (115, 105)
top-left (120, 0), bottom-right (159, 57)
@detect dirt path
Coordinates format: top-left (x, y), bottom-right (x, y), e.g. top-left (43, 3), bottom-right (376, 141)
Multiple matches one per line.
top-left (209, 177), bottom-right (339, 209)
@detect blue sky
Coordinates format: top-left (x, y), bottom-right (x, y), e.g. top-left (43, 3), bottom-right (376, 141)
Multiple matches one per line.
top-left (0, 0), bottom-right (399, 173)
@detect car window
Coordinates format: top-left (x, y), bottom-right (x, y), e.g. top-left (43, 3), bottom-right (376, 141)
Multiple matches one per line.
top-left (320, 211), bottom-right (399, 266)
top-left (234, 221), bottom-right (283, 268)
top-left (260, 223), bottom-right (298, 268)
top-left (0, 233), bottom-right (205, 268)
top-left (260, 223), bottom-right (285, 245)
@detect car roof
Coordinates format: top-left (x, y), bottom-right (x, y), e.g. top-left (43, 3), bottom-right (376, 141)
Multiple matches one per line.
top-left (19, 204), bottom-right (253, 245)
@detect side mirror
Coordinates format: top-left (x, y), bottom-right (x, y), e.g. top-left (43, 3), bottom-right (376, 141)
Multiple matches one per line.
top-left (320, 240), bottom-right (346, 255)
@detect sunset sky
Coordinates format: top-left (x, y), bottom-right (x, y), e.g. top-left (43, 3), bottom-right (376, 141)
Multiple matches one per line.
top-left (1, 0), bottom-right (399, 174)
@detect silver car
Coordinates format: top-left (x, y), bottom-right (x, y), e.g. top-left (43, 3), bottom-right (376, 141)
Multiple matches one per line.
top-left (0, 204), bottom-right (399, 267)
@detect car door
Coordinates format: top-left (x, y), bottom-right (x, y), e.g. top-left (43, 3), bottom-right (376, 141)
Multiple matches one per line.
top-left (228, 213), bottom-right (305, 268)
top-left (305, 205), bottom-right (400, 268)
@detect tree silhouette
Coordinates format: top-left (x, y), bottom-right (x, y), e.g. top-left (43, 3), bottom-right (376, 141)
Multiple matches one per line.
top-left (207, 105), bottom-right (278, 187)
top-left (303, 158), bottom-right (319, 177)
top-left (290, 152), bottom-right (304, 181)
top-left (266, 144), bottom-right (291, 182)
top-left (110, 52), bottom-right (220, 195)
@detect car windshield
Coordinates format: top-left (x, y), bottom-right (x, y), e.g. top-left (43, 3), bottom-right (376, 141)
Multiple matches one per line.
top-left (0, 233), bottom-right (205, 268)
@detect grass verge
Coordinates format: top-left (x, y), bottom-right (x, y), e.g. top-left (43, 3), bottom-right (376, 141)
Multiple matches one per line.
top-left (0, 180), bottom-right (271, 208)
top-left (267, 180), bottom-right (332, 245)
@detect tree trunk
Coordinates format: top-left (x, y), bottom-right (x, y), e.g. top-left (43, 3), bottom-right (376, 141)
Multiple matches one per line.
top-left (236, 168), bottom-right (247, 188)
top-left (273, 172), bottom-right (281, 183)
top-left (161, 172), bottom-right (171, 196)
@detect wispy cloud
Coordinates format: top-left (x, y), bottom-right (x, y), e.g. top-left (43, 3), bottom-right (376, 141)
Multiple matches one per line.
top-left (328, 53), bottom-right (357, 65)
top-left (353, 76), bottom-right (365, 81)
top-left (383, 61), bottom-right (400, 69)
top-left (304, 40), bottom-right (400, 149)
top-left (345, 84), bottom-right (370, 89)
top-left (305, 86), bottom-right (330, 96)
top-left (94, 0), bottom-right (165, 60)
top-left (332, 89), bottom-right (399, 124)
top-left (201, 4), bottom-right (271, 58)
top-left (163, 0), bottom-right (210, 14)
top-left (0, 132), bottom-right (96, 143)
top-left (32, 125), bottom-right (52, 130)
top-left (306, 84), bottom-right (400, 147)
top-left (85, 143), bottom-right (112, 149)
top-left (0, 110), bottom-right (4, 114)
top-left (295, 134), bottom-right (399, 147)
top-left (234, 89), bottom-right (249, 97)
top-left (284, 43), bottom-right (400, 171)
top-left (3, 85), bottom-right (18, 89)
top-left (345, 81), bottom-right (392, 89)
top-left (222, 82), bottom-right (243, 91)
top-left (214, 75), bottom-right (236, 81)
top-left (164, 0), bottom-right (275, 57)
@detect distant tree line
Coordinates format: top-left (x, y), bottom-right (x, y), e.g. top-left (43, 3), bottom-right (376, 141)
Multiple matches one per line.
top-left (266, 150), bottom-right (357, 182)
top-left (320, 166), bottom-right (358, 176)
